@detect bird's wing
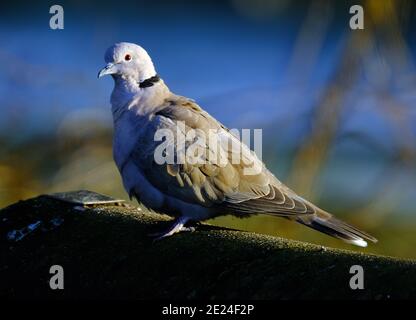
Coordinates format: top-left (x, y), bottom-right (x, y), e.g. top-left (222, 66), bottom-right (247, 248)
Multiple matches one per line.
top-left (129, 95), bottom-right (316, 217)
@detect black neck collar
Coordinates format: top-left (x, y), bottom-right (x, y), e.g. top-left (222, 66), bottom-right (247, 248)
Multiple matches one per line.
top-left (139, 74), bottom-right (160, 88)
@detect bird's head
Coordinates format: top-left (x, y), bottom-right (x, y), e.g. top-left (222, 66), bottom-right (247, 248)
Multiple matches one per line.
top-left (98, 42), bottom-right (156, 83)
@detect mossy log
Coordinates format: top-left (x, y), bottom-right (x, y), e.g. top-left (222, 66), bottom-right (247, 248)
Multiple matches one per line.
top-left (0, 192), bottom-right (415, 300)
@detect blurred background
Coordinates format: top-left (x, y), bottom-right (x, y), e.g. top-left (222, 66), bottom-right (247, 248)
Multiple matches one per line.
top-left (1, 0), bottom-right (416, 258)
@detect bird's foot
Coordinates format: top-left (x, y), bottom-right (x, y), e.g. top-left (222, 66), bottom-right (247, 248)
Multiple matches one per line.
top-left (149, 217), bottom-right (196, 241)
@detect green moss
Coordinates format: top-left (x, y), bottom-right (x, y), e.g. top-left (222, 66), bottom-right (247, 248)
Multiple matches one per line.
top-left (0, 195), bottom-right (415, 299)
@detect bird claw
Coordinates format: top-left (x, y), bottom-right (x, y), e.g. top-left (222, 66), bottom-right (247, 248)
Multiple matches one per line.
top-left (148, 217), bottom-right (195, 242)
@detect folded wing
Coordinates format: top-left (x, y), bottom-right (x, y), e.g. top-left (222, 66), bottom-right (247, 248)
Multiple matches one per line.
top-left (129, 95), bottom-right (377, 246)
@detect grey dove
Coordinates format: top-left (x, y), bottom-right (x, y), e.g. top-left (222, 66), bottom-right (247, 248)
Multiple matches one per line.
top-left (98, 42), bottom-right (377, 247)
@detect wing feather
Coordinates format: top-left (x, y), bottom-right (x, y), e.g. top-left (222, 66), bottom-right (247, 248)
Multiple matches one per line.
top-left (130, 95), bottom-right (317, 217)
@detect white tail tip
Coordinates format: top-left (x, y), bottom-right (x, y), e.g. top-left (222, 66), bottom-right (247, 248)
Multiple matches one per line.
top-left (348, 239), bottom-right (368, 247)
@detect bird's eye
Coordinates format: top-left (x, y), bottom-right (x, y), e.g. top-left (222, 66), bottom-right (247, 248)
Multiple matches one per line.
top-left (124, 54), bottom-right (132, 61)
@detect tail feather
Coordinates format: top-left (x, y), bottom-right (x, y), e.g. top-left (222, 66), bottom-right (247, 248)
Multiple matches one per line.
top-left (296, 211), bottom-right (378, 247)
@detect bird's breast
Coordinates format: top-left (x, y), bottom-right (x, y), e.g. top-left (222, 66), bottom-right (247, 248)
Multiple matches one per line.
top-left (112, 109), bottom-right (147, 171)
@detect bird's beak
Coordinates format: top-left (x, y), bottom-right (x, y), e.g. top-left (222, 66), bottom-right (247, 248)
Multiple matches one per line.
top-left (98, 63), bottom-right (117, 78)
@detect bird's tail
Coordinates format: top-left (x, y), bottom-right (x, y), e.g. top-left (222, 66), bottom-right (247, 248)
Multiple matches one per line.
top-left (296, 210), bottom-right (378, 247)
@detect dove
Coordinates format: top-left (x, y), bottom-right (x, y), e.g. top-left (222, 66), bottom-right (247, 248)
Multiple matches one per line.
top-left (98, 42), bottom-right (377, 247)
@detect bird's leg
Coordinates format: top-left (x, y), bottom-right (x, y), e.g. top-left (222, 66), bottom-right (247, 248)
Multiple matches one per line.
top-left (149, 216), bottom-right (195, 241)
